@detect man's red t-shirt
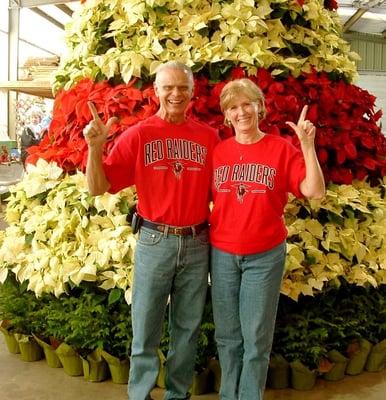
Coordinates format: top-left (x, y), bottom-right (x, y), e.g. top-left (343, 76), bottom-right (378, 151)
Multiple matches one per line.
top-left (103, 115), bottom-right (218, 227)
top-left (209, 135), bottom-right (306, 255)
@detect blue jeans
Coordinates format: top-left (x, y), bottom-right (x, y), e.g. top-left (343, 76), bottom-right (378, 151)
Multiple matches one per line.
top-left (210, 242), bottom-right (286, 400)
top-left (128, 226), bottom-right (209, 400)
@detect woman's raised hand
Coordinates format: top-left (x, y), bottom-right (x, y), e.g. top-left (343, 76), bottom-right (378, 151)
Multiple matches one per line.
top-left (286, 105), bottom-right (316, 147)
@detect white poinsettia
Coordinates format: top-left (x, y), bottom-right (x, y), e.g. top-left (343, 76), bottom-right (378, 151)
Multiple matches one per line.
top-left (0, 163), bottom-right (137, 297)
top-left (283, 180), bottom-right (386, 300)
top-left (53, 0), bottom-right (359, 92)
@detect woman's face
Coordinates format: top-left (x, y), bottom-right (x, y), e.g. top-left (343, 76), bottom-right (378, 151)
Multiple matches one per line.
top-left (30, 113), bottom-right (41, 125)
top-left (225, 94), bottom-right (259, 136)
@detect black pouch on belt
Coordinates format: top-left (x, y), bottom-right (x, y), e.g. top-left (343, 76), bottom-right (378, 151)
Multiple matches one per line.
top-left (131, 212), bottom-right (143, 234)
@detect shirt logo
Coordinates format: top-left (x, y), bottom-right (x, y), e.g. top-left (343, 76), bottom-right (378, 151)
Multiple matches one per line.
top-left (144, 138), bottom-right (207, 179)
top-left (214, 163), bottom-right (276, 201)
top-left (234, 183), bottom-right (249, 203)
top-left (171, 161), bottom-right (184, 179)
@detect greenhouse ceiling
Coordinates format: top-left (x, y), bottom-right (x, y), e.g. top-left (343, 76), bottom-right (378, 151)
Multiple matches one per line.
top-left (9, 0), bottom-right (386, 37)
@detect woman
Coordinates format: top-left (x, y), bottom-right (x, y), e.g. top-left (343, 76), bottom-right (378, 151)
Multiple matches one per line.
top-left (20, 107), bottom-right (44, 167)
top-left (210, 79), bottom-right (325, 400)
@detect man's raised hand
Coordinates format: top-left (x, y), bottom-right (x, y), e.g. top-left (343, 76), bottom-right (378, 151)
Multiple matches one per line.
top-left (83, 101), bottom-right (117, 148)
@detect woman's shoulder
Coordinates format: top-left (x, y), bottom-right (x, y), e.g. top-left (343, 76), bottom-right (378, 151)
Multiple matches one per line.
top-left (264, 133), bottom-right (298, 149)
top-left (214, 136), bottom-right (234, 151)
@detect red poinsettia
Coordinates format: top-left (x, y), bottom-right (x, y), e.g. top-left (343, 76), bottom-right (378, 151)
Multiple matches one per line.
top-left (27, 79), bottom-right (159, 171)
top-left (28, 68), bottom-right (386, 185)
top-left (324, 0), bottom-right (338, 11)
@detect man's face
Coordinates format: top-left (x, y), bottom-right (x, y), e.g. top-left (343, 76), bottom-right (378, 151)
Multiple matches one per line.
top-left (154, 68), bottom-right (193, 123)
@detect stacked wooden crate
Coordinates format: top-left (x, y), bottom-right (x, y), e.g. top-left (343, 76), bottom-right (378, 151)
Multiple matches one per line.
top-left (19, 56), bottom-right (59, 81)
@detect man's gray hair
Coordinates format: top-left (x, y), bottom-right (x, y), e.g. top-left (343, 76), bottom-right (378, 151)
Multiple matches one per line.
top-left (154, 61), bottom-right (194, 88)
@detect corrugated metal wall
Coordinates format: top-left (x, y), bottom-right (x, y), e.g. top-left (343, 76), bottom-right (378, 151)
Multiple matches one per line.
top-left (343, 33), bottom-right (386, 133)
top-left (344, 32), bottom-right (386, 72)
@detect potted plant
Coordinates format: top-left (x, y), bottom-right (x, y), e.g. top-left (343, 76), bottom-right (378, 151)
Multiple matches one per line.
top-left (0, 274), bottom-right (43, 361)
top-left (267, 353), bottom-right (290, 389)
top-left (323, 349), bottom-right (348, 381)
top-left (0, 319), bottom-right (20, 354)
top-left (272, 295), bottom-right (330, 390)
top-left (0, 276), bottom-right (21, 354)
top-left (189, 296), bottom-right (216, 396)
top-left (157, 293), bottom-right (216, 395)
top-left (190, 320), bottom-right (216, 395)
top-left (101, 288), bottom-right (132, 384)
top-left (43, 284), bottom-right (111, 379)
top-left (29, 293), bottom-right (62, 368)
top-left (61, 285), bottom-right (110, 381)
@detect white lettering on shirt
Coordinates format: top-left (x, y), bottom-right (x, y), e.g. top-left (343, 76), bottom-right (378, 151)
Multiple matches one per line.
top-left (214, 165), bottom-right (230, 190)
top-left (144, 138), bottom-right (207, 166)
top-left (144, 140), bottom-right (164, 166)
top-left (230, 163), bottom-right (276, 189)
top-left (215, 163), bottom-right (276, 198)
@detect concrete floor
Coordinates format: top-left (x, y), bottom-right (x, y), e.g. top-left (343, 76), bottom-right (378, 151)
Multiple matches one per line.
top-left (1, 336), bottom-right (386, 400)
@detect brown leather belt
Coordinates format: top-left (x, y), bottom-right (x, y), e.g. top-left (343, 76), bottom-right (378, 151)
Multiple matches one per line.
top-left (141, 219), bottom-right (208, 236)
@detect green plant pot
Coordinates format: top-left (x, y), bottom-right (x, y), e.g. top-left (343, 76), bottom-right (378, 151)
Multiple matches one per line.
top-left (290, 360), bottom-right (317, 391)
top-left (267, 354), bottom-right (290, 389)
top-left (32, 334), bottom-right (62, 368)
top-left (190, 368), bottom-right (212, 395)
top-left (55, 343), bottom-right (83, 376)
top-left (324, 350), bottom-right (348, 381)
top-left (82, 350), bottom-right (109, 382)
top-left (365, 339), bottom-right (386, 372)
top-left (0, 327), bottom-right (20, 354)
top-left (15, 334), bottom-right (43, 362)
top-left (346, 339), bottom-right (372, 376)
top-left (101, 350), bottom-right (129, 384)
top-left (156, 349), bottom-right (166, 388)
top-left (207, 358), bottom-right (221, 393)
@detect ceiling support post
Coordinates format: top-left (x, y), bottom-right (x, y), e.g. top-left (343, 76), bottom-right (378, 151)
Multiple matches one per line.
top-left (7, 1), bottom-right (20, 140)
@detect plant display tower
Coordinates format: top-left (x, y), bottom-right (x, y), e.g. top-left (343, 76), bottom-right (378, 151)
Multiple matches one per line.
top-left (1, 0), bottom-right (385, 388)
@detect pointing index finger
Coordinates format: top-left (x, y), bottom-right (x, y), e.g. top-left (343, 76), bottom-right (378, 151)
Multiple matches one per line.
top-left (88, 101), bottom-right (100, 121)
top-left (298, 105), bottom-right (308, 124)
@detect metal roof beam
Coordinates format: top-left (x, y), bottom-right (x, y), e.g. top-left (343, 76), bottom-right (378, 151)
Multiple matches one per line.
top-left (55, 3), bottom-right (73, 17)
top-left (17, 0), bottom-right (76, 6)
top-left (30, 7), bottom-right (65, 30)
top-left (343, 8), bottom-right (368, 33)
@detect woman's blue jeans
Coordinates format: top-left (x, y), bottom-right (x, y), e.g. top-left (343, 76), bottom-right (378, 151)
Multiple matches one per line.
top-left (128, 226), bottom-right (209, 400)
top-left (210, 242), bottom-right (286, 400)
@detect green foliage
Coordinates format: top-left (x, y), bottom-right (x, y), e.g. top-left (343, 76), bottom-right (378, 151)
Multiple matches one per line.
top-left (195, 294), bottom-right (216, 372)
top-left (104, 289), bottom-right (133, 360)
top-left (273, 304), bottom-right (329, 370)
top-left (0, 274), bottom-right (41, 335)
top-left (41, 284), bottom-right (111, 356)
top-left (0, 276), bottom-right (132, 358)
top-left (41, 285), bottom-right (131, 359)
top-left (273, 282), bottom-right (386, 369)
top-left (159, 290), bottom-right (216, 372)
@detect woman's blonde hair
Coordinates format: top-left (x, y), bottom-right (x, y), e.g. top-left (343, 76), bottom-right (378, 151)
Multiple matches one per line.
top-left (219, 78), bottom-right (266, 120)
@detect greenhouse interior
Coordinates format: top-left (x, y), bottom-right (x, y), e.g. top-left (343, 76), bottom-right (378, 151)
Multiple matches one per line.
top-left (0, 1), bottom-right (386, 399)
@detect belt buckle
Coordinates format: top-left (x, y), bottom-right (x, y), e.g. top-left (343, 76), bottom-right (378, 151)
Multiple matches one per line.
top-left (173, 227), bottom-right (185, 235)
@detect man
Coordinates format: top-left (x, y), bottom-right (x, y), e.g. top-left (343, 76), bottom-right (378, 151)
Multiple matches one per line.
top-left (83, 61), bottom-right (218, 400)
